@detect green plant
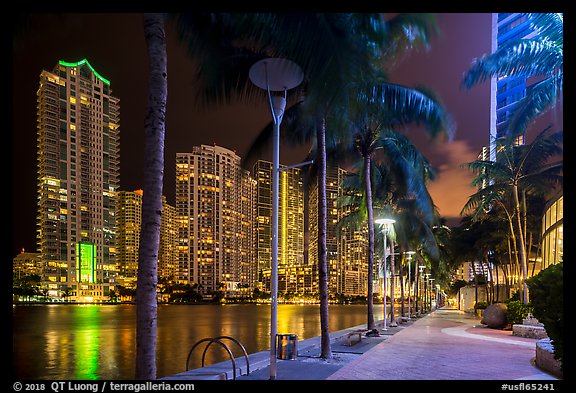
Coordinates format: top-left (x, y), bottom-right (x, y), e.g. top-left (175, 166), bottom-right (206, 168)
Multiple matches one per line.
top-left (527, 262), bottom-right (563, 366)
top-left (474, 301), bottom-right (488, 310)
top-left (505, 300), bottom-right (533, 325)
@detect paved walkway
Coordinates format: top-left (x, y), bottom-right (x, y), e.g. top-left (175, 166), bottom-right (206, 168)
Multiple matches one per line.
top-left (327, 308), bottom-right (557, 380)
top-left (167, 307), bottom-right (560, 381)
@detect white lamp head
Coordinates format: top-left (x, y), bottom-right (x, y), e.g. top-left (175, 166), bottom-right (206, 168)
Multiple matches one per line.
top-left (249, 58), bottom-right (304, 92)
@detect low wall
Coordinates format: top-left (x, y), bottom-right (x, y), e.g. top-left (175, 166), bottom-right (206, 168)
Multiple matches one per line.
top-left (535, 339), bottom-right (562, 378)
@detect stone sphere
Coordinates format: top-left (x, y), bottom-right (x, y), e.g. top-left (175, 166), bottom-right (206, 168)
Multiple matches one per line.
top-left (481, 303), bottom-right (508, 329)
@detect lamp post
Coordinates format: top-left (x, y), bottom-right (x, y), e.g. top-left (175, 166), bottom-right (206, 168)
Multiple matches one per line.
top-left (424, 273), bottom-right (430, 312)
top-left (418, 265), bottom-right (425, 315)
top-left (405, 251), bottom-right (415, 319)
top-left (249, 58), bottom-right (304, 380)
top-left (375, 218), bottom-right (395, 331)
top-left (429, 278), bottom-right (435, 310)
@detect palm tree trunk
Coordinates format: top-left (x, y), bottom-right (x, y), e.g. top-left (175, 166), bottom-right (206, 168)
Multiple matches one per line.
top-left (506, 236), bottom-right (512, 298)
top-left (495, 261), bottom-right (500, 302)
top-left (526, 231), bottom-right (533, 276)
top-left (485, 254), bottom-right (494, 303)
top-left (399, 250), bottom-right (405, 317)
top-left (532, 235), bottom-right (541, 276)
top-left (364, 155), bottom-right (375, 330)
top-left (136, 12), bottom-right (167, 381)
top-left (503, 204), bottom-right (521, 295)
top-left (316, 117), bottom-right (332, 358)
top-left (513, 184), bottom-right (529, 304)
top-left (414, 259), bottom-right (419, 314)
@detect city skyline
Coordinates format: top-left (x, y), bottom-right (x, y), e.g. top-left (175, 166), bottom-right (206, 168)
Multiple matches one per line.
top-left (12, 13), bottom-right (564, 258)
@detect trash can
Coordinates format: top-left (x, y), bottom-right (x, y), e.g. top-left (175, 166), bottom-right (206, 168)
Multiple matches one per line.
top-left (276, 333), bottom-right (298, 360)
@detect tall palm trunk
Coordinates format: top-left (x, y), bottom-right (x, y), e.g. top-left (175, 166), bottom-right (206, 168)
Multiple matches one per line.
top-left (399, 251), bottom-right (405, 317)
top-left (502, 203), bottom-right (521, 296)
top-left (414, 258), bottom-right (419, 314)
top-left (316, 117), bottom-right (332, 358)
top-left (136, 13), bottom-right (167, 380)
top-left (512, 184), bottom-right (529, 304)
top-left (364, 155), bottom-right (375, 330)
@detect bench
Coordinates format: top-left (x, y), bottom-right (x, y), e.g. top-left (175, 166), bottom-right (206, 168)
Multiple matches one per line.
top-left (343, 329), bottom-right (366, 346)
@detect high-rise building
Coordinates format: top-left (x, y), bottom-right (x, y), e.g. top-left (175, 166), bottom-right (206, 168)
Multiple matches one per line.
top-left (176, 145), bottom-right (256, 297)
top-left (253, 160), bottom-right (308, 294)
top-left (489, 13), bottom-right (540, 160)
top-left (36, 59), bottom-right (119, 301)
top-left (116, 190), bottom-right (142, 285)
top-left (115, 190), bottom-right (178, 287)
top-left (309, 166), bottom-right (368, 296)
top-left (13, 249), bottom-right (43, 280)
top-left (159, 197), bottom-right (178, 284)
top-left (309, 166), bottom-right (344, 294)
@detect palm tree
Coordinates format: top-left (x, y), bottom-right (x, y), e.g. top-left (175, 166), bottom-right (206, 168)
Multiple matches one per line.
top-left (340, 82), bottom-right (452, 329)
top-left (137, 11), bottom-right (259, 380)
top-left (135, 13), bottom-right (167, 380)
top-left (340, 127), bottom-right (441, 328)
top-left (462, 13), bottom-right (563, 140)
top-left (461, 127), bottom-right (563, 304)
top-left (238, 13), bottom-right (442, 358)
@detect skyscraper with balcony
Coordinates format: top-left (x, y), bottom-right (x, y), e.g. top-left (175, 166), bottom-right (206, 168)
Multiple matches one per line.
top-left (176, 145), bottom-right (256, 297)
top-left (36, 59), bottom-right (119, 301)
top-left (489, 13), bottom-right (540, 160)
top-left (253, 160), bottom-right (308, 294)
top-left (115, 190), bottom-right (178, 287)
top-left (308, 166), bottom-right (368, 296)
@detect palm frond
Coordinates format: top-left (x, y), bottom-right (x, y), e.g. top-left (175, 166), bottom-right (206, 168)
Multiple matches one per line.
top-left (506, 72), bottom-right (563, 134)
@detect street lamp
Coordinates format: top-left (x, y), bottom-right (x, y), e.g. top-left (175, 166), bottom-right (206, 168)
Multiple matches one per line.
top-left (418, 265), bottom-right (425, 315)
top-left (405, 251), bottom-right (415, 319)
top-left (375, 218), bottom-right (395, 331)
top-left (429, 278), bottom-right (435, 310)
top-left (249, 58), bottom-right (304, 381)
top-left (424, 273), bottom-right (430, 312)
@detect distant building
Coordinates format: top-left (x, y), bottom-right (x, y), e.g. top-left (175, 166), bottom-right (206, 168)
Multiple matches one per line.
top-left (253, 160), bottom-right (308, 294)
top-left (115, 190), bottom-right (177, 287)
top-left (176, 145), bottom-right (256, 297)
top-left (36, 59), bottom-right (119, 302)
top-left (13, 249), bottom-right (43, 279)
top-left (309, 166), bottom-right (368, 297)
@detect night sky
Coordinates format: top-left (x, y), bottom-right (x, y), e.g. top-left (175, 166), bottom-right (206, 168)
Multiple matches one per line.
top-left (11, 13), bottom-right (563, 258)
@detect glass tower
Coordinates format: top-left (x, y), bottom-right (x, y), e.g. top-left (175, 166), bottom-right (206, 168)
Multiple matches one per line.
top-left (489, 13), bottom-right (539, 160)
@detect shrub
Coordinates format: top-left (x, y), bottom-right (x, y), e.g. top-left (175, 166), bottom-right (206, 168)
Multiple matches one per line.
top-left (505, 300), bottom-right (533, 325)
top-left (526, 263), bottom-right (563, 366)
top-left (474, 301), bottom-right (488, 310)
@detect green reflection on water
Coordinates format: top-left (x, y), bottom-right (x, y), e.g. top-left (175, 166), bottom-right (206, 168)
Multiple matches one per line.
top-left (73, 306), bottom-right (100, 379)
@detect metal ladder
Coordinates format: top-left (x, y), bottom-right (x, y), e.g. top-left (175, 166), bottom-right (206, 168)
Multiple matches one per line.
top-left (186, 336), bottom-right (250, 380)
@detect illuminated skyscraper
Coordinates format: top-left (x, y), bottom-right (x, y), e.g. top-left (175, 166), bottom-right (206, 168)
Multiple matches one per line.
top-left (253, 160), bottom-right (308, 293)
top-left (115, 190), bottom-right (177, 287)
top-left (36, 59), bottom-right (119, 301)
top-left (176, 145), bottom-right (256, 297)
top-left (489, 13), bottom-right (540, 160)
top-left (309, 166), bottom-right (368, 296)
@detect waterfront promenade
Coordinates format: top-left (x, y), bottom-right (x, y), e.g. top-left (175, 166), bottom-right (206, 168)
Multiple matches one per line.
top-left (167, 307), bottom-right (560, 381)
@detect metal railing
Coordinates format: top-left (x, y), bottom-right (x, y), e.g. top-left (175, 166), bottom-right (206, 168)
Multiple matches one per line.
top-left (185, 336), bottom-right (250, 380)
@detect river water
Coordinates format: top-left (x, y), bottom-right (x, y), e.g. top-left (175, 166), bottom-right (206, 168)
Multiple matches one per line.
top-left (12, 303), bottom-right (385, 380)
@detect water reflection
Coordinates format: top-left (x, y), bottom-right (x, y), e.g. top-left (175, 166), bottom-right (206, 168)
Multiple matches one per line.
top-left (14, 303), bottom-right (384, 380)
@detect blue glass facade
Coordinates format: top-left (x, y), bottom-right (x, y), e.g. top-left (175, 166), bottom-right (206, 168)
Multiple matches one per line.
top-left (490, 13), bottom-right (539, 153)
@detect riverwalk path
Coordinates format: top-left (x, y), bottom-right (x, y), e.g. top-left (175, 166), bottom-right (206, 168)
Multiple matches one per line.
top-left (165, 307), bottom-right (560, 381)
